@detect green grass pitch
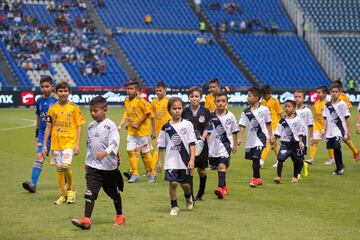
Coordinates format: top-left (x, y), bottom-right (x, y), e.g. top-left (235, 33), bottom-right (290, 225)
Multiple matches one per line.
top-left (1, 106), bottom-right (360, 240)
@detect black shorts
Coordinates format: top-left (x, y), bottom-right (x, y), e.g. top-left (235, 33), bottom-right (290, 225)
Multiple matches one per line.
top-left (326, 137), bottom-right (341, 149)
top-left (208, 157), bottom-right (230, 168)
top-left (245, 146), bottom-right (264, 160)
top-left (277, 142), bottom-right (304, 162)
top-left (195, 143), bottom-right (208, 169)
top-left (165, 169), bottom-right (192, 184)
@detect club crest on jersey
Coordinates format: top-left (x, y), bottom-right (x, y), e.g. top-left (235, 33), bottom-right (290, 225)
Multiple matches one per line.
top-left (180, 127), bottom-right (187, 135)
top-left (199, 116), bottom-right (205, 123)
top-left (300, 112), bottom-right (306, 118)
top-left (171, 134), bottom-right (182, 146)
top-left (216, 124), bottom-right (225, 135)
top-left (66, 113), bottom-right (71, 121)
top-left (292, 123), bottom-right (297, 128)
top-left (281, 150), bottom-right (287, 155)
top-left (284, 127), bottom-right (292, 136)
top-left (330, 112), bottom-right (339, 122)
top-left (104, 125), bottom-right (110, 130)
top-left (225, 118), bottom-right (232, 126)
top-left (250, 118), bottom-right (259, 128)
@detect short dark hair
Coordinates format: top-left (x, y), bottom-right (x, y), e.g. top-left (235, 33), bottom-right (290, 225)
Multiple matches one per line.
top-left (156, 81), bottom-right (166, 89)
top-left (55, 81), bottom-right (70, 92)
top-left (316, 85), bottom-right (328, 94)
top-left (330, 83), bottom-right (341, 91)
top-left (188, 86), bottom-right (202, 96)
top-left (209, 78), bottom-right (219, 85)
top-left (294, 89), bottom-right (305, 97)
top-left (248, 86), bottom-right (262, 99)
top-left (261, 84), bottom-right (271, 95)
top-left (90, 96), bottom-right (107, 109)
top-left (215, 91), bottom-right (228, 101)
top-left (333, 80), bottom-right (343, 88)
top-left (285, 99), bottom-right (296, 107)
top-left (167, 97), bottom-right (184, 112)
top-left (40, 75), bottom-right (53, 85)
top-left (124, 79), bottom-right (140, 89)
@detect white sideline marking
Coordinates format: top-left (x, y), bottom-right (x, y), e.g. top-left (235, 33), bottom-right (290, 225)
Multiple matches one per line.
top-left (0, 118), bottom-right (36, 131)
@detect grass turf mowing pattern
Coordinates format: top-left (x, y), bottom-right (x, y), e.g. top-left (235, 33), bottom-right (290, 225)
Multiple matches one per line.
top-left (0, 107), bottom-right (360, 240)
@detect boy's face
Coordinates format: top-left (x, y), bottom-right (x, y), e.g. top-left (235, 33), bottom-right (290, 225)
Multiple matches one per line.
top-left (284, 102), bottom-right (295, 115)
top-left (40, 81), bottom-right (52, 97)
top-left (56, 87), bottom-right (70, 103)
top-left (156, 87), bottom-right (166, 99)
top-left (330, 88), bottom-right (340, 101)
top-left (247, 92), bottom-right (259, 105)
top-left (263, 93), bottom-right (271, 100)
top-left (294, 92), bottom-right (304, 106)
top-left (170, 100), bottom-right (183, 120)
top-left (209, 83), bottom-right (219, 94)
top-left (189, 91), bottom-right (201, 107)
top-left (215, 95), bottom-right (227, 110)
top-left (316, 89), bottom-right (326, 100)
top-left (90, 106), bottom-right (106, 122)
top-left (127, 85), bottom-right (138, 99)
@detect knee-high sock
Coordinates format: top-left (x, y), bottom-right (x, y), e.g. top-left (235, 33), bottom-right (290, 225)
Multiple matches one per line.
top-left (328, 149), bottom-right (334, 159)
top-left (293, 160), bottom-right (299, 178)
top-left (218, 171), bottom-right (226, 187)
top-left (113, 193), bottom-right (123, 215)
top-left (31, 160), bottom-right (43, 185)
top-left (128, 151), bottom-right (139, 176)
top-left (85, 198), bottom-right (95, 218)
top-left (334, 148), bottom-right (343, 171)
top-left (197, 175), bottom-right (207, 196)
top-left (152, 150), bottom-right (159, 169)
top-left (345, 140), bottom-right (358, 154)
top-left (56, 169), bottom-right (66, 197)
top-left (309, 144), bottom-right (317, 159)
top-left (64, 168), bottom-right (73, 191)
top-left (277, 161), bottom-right (284, 177)
top-left (142, 152), bottom-right (155, 175)
top-left (273, 142), bottom-right (279, 156)
top-left (252, 159), bottom-right (261, 178)
top-left (261, 144), bottom-right (271, 161)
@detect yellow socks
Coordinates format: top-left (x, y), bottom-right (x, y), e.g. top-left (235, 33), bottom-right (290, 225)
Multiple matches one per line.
top-left (345, 140), bottom-right (358, 154)
top-left (64, 168), bottom-right (73, 191)
top-left (309, 145), bottom-right (317, 159)
top-left (142, 152), bottom-right (155, 175)
top-left (128, 151), bottom-right (139, 176)
top-left (56, 169), bottom-right (66, 197)
top-left (261, 144), bottom-right (271, 161)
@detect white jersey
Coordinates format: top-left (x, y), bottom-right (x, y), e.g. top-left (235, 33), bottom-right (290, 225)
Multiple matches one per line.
top-left (274, 116), bottom-right (306, 142)
top-left (157, 119), bottom-right (196, 170)
top-left (296, 106), bottom-right (314, 146)
top-left (208, 111), bottom-right (239, 158)
top-left (85, 119), bottom-right (120, 170)
top-left (322, 100), bottom-right (350, 138)
top-left (239, 105), bottom-right (271, 148)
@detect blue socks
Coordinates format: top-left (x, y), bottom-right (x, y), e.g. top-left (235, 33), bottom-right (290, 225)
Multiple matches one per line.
top-left (31, 160), bottom-right (43, 185)
top-left (218, 171), bottom-right (226, 187)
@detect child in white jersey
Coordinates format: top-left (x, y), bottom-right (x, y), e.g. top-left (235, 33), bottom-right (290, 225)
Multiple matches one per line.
top-left (321, 84), bottom-right (351, 175)
top-left (208, 92), bottom-right (238, 199)
top-left (273, 100), bottom-right (306, 184)
top-left (238, 87), bottom-right (274, 188)
top-left (157, 97), bottom-right (196, 216)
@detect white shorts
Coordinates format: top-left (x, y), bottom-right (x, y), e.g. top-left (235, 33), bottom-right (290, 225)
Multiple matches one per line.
top-left (313, 131), bottom-right (323, 140)
top-left (127, 135), bottom-right (151, 153)
top-left (51, 149), bottom-right (74, 166)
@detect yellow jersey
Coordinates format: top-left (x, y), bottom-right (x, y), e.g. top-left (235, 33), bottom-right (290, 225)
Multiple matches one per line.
top-left (313, 98), bottom-right (327, 132)
top-left (204, 94), bottom-right (216, 112)
top-left (261, 96), bottom-right (283, 130)
top-left (123, 96), bottom-right (151, 137)
top-left (340, 93), bottom-right (352, 110)
top-left (144, 100), bottom-right (155, 136)
top-left (47, 102), bottom-right (85, 150)
top-left (151, 97), bottom-right (172, 134)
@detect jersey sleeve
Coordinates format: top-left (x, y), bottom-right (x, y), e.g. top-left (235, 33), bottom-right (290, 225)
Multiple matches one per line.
top-left (265, 107), bottom-right (272, 123)
top-left (139, 99), bottom-right (151, 115)
top-left (274, 100), bottom-right (284, 114)
top-left (205, 109), bottom-right (213, 132)
top-left (238, 112), bottom-right (247, 128)
top-left (105, 121), bottom-right (120, 155)
top-left (344, 103), bottom-right (350, 118)
top-left (74, 106), bottom-right (86, 126)
top-left (187, 122), bottom-right (197, 145)
top-left (35, 99), bottom-right (40, 116)
top-left (157, 129), bottom-right (167, 149)
top-left (274, 122), bottom-right (282, 138)
top-left (307, 109), bottom-right (314, 126)
top-left (204, 96), bottom-right (210, 109)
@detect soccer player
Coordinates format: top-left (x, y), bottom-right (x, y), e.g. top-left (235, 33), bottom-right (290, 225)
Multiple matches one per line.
top-left (238, 87), bottom-right (274, 188)
top-left (182, 86), bottom-right (211, 201)
top-left (260, 85), bottom-right (282, 168)
top-left (157, 97), bottom-right (196, 216)
top-left (71, 96), bottom-right (124, 230)
top-left (22, 76), bottom-right (57, 193)
top-left (321, 84), bottom-right (351, 175)
top-left (356, 104), bottom-right (360, 135)
top-left (333, 80), bottom-right (359, 161)
top-left (150, 81), bottom-right (172, 177)
top-left (294, 89), bottom-right (314, 177)
top-left (42, 81), bottom-right (85, 204)
top-left (208, 92), bottom-right (238, 198)
top-left (118, 80), bottom-right (154, 183)
top-left (307, 85), bottom-right (335, 165)
top-left (273, 100), bottom-right (306, 184)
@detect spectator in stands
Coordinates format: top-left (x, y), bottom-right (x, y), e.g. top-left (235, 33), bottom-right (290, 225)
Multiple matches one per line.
top-left (78, 0), bottom-right (87, 10)
top-left (47, 2), bottom-right (56, 12)
top-left (230, 20), bottom-right (237, 32)
top-left (208, 2), bottom-right (221, 10)
top-left (264, 19), bottom-right (278, 34)
top-left (144, 14), bottom-right (152, 24)
top-left (199, 21), bottom-right (206, 33)
top-left (239, 20), bottom-right (247, 33)
top-left (348, 79), bottom-right (356, 92)
top-left (221, 20), bottom-right (227, 32)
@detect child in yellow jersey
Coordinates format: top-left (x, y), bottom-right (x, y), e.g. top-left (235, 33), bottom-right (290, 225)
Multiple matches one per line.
top-left (333, 80), bottom-right (359, 161)
top-left (306, 86), bottom-right (335, 165)
top-left (42, 81), bottom-right (86, 205)
top-left (151, 81), bottom-right (172, 174)
top-left (356, 104), bottom-right (360, 135)
top-left (204, 78), bottom-right (220, 113)
top-left (118, 80), bottom-right (154, 183)
top-left (260, 85), bottom-right (283, 168)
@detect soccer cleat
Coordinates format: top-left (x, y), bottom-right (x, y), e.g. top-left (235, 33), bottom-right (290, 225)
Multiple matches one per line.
top-left (148, 174), bottom-right (156, 183)
top-left (325, 159), bottom-right (335, 165)
top-left (272, 161), bottom-right (278, 168)
top-left (223, 185), bottom-right (228, 195)
top-left (128, 175), bottom-right (140, 183)
top-left (123, 171), bottom-right (132, 180)
top-left (354, 152), bottom-right (359, 161)
top-left (54, 195), bottom-right (67, 205)
top-left (71, 217), bottom-right (91, 230)
top-left (22, 181), bottom-right (36, 193)
top-left (305, 158), bottom-right (315, 165)
top-left (67, 190), bottom-right (76, 204)
top-left (291, 177), bottom-right (299, 183)
top-left (260, 159), bottom-right (264, 168)
top-left (195, 195), bottom-right (203, 201)
top-left (214, 187), bottom-right (225, 199)
top-left (273, 176), bottom-right (282, 184)
top-left (113, 214), bottom-right (125, 226)
top-left (250, 178), bottom-right (263, 188)
top-left (339, 165), bottom-right (345, 175)
top-left (332, 170), bottom-right (341, 176)
top-left (186, 197), bottom-right (194, 210)
top-left (302, 162), bottom-right (309, 177)
top-left (170, 207), bottom-right (179, 216)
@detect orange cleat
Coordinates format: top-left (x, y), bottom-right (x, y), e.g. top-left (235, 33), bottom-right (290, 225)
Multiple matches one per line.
top-left (214, 187), bottom-right (225, 199)
top-left (354, 152), bottom-right (359, 161)
top-left (71, 217), bottom-right (91, 230)
top-left (114, 214), bottom-right (125, 226)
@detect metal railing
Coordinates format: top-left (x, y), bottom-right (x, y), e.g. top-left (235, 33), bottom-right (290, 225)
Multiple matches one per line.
top-left (281, 0), bottom-right (346, 82)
